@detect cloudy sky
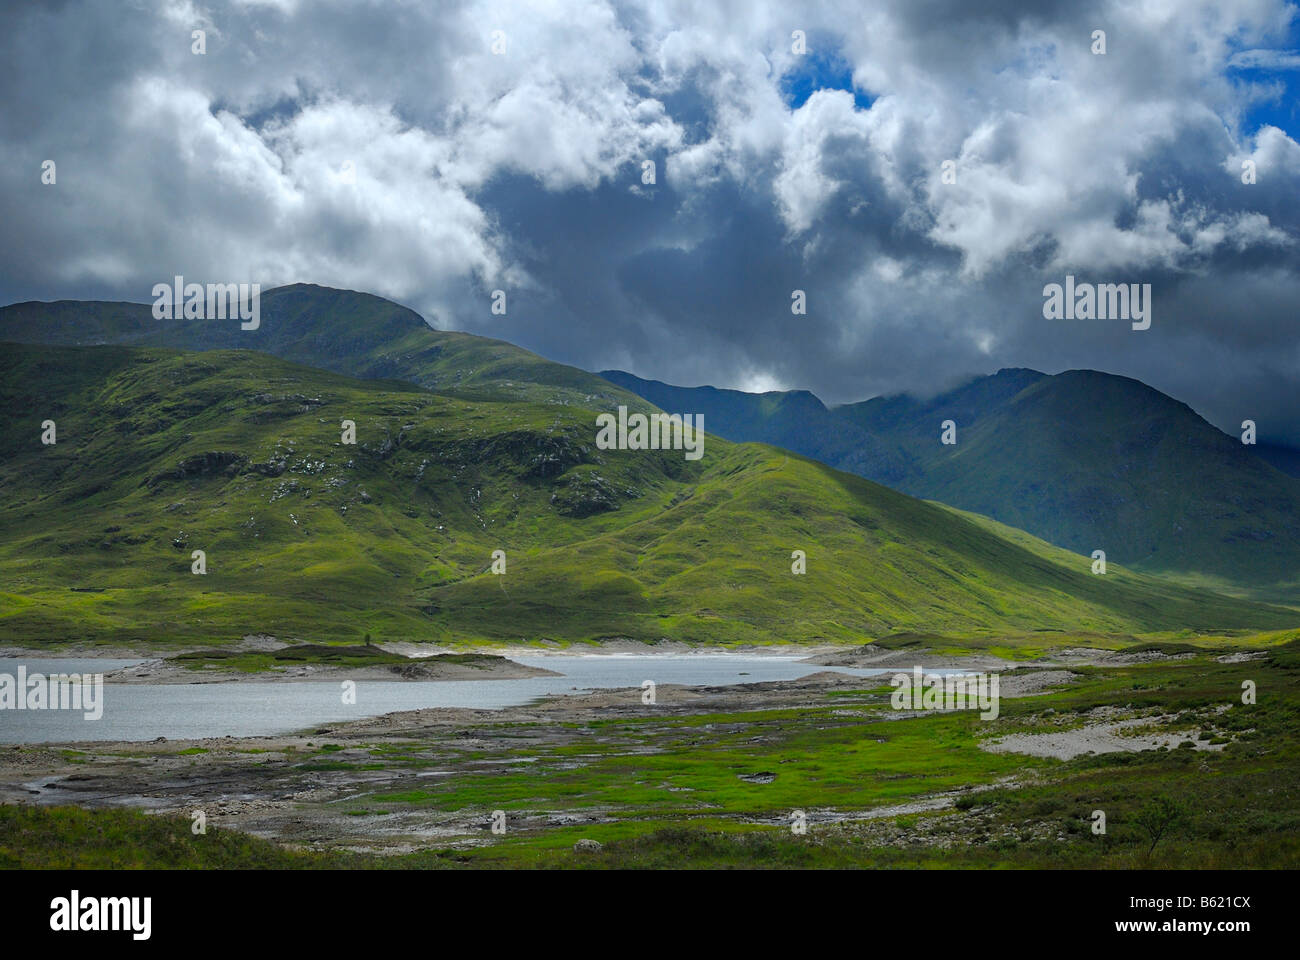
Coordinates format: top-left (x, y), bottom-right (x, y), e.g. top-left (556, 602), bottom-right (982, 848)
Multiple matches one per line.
top-left (3, 0), bottom-right (1298, 441)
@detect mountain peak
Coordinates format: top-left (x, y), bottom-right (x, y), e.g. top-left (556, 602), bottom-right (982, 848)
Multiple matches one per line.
top-left (607, 362), bottom-right (1300, 595)
top-left (0, 288), bottom-right (652, 413)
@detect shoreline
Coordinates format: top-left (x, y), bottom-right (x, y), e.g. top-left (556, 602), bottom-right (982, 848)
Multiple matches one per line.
top-left (98, 655), bottom-right (562, 685)
top-left (0, 637), bottom-right (853, 662)
top-left (0, 665), bottom-right (1097, 852)
top-left (0, 640), bottom-right (1088, 690)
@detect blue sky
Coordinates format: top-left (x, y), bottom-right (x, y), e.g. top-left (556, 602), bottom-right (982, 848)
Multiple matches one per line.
top-left (1231, 24), bottom-right (1300, 140)
top-left (780, 45), bottom-right (875, 111)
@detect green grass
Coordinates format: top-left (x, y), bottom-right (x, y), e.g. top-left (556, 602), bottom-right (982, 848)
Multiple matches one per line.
top-left (422, 636), bottom-right (1300, 868)
top-left (610, 367), bottom-right (1300, 599)
top-left (0, 805), bottom-right (358, 869)
top-left (2, 342), bottom-right (1293, 652)
top-left (170, 643), bottom-right (420, 672)
top-left (0, 284), bottom-right (656, 414)
top-left (7, 637), bottom-right (1299, 869)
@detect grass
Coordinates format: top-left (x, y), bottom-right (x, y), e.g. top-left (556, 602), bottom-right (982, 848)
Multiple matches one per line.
top-left (438, 637), bottom-right (1300, 868)
top-left (0, 805), bottom-right (359, 869)
top-left (171, 643), bottom-right (415, 672)
top-left (5, 638), bottom-right (1299, 868)
top-left (1, 342), bottom-right (1294, 653)
top-left (2, 290), bottom-right (1296, 871)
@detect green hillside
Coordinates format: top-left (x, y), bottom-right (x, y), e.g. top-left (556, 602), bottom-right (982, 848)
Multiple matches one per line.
top-left (608, 367), bottom-right (1300, 598)
top-left (839, 370), bottom-right (1300, 595)
top-left (1, 343), bottom-right (1293, 650)
top-left (0, 283), bottom-right (653, 412)
top-left (15, 287), bottom-right (1294, 599)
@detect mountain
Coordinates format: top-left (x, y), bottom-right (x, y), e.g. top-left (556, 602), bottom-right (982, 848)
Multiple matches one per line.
top-left (0, 283), bottom-right (653, 412)
top-left (598, 371), bottom-right (909, 482)
top-left (605, 367), bottom-right (1300, 598)
top-left (2, 342), bottom-right (1291, 649)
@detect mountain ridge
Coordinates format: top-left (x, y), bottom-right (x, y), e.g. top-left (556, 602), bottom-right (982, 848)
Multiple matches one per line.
top-left (6, 284), bottom-right (1296, 599)
top-left (3, 340), bottom-right (1293, 650)
top-left (1, 283), bottom-right (655, 414)
top-left (604, 366), bottom-right (1300, 597)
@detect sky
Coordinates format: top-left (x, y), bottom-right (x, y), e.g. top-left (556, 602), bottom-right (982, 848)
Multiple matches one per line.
top-left (2, 0), bottom-right (1299, 442)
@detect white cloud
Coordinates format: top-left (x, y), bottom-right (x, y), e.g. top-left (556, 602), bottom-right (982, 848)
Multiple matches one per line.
top-left (1228, 49), bottom-right (1300, 69)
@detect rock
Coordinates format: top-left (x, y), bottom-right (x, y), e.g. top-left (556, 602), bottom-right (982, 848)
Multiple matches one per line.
top-left (148, 451), bottom-right (248, 487)
top-left (573, 839), bottom-right (603, 853)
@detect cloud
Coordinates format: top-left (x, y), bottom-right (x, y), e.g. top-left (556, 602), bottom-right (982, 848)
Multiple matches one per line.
top-left (1229, 49), bottom-right (1300, 70)
top-left (1, 0), bottom-right (1298, 441)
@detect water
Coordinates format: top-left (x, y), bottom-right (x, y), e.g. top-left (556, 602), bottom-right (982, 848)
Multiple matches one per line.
top-left (0, 655), bottom-right (898, 744)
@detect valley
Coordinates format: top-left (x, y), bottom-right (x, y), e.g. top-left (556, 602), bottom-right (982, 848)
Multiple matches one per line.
top-left (3, 638), bottom-right (1297, 869)
top-left (2, 286), bottom-right (1297, 874)
top-left (4, 336), bottom-right (1290, 653)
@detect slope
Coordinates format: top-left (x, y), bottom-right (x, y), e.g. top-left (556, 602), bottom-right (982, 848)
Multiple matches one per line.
top-left (1, 343), bottom-right (1293, 650)
top-left (607, 367), bottom-right (1300, 597)
top-left (839, 369), bottom-right (1300, 593)
top-left (0, 283), bottom-right (652, 412)
top-left (598, 370), bottom-right (909, 483)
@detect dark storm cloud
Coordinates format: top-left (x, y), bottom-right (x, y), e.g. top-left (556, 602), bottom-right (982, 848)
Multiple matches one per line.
top-left (0, 0), bottom-right (1297, 440)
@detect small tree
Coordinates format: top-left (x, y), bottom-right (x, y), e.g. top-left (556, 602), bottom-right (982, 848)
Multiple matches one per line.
top-left (1135, 795), bottom-right (1185, 857)
top-left (364, 632), bottom-right (372, 647)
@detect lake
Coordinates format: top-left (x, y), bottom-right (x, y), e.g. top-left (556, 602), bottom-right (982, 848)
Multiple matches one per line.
top-left (0, 655), bottom-right (900, 744)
